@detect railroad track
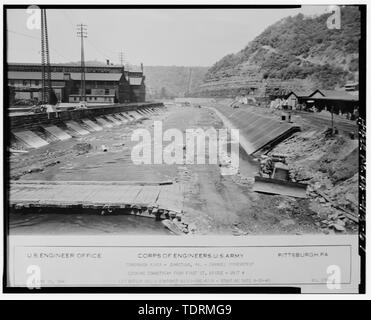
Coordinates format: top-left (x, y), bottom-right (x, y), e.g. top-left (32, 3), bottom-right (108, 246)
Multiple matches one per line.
top-left (295, 111), bottom-right (358, 134)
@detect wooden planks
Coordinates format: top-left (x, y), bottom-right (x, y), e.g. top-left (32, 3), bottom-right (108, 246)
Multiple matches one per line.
top-left (9, 180), bottom-right (184, 214)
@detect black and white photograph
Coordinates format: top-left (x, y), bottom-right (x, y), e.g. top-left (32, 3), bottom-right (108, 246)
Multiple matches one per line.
top-left (2, 3), bottom-right (365, 294)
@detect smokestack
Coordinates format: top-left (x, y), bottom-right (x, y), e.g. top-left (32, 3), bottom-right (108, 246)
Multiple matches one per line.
top-left (106, 59), bottom-right (110, 65)
top-left (141, 63), bottom-right (143, 72)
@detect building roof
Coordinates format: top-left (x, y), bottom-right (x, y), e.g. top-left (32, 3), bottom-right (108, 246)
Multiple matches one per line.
top-left (310, 89), bottom-right (358, 101)
top-left (288, 90), bottom-right (312, 98)
top-left (69, 73), bottom-right (123, 81)
top-left (69, 94), bottom-right (115, 97)
top-left (8, 71), bottom-right (123, 82)
top-left (8, 62), bottom-right (123, 68)
top-left (129, 77), bottom-right (143, 86)
top-left (8, 71), bottom-right (65, 80)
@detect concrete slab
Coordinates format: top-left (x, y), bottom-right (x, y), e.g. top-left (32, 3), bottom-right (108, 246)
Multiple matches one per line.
top-left (113, 114), bottom-right (129, 123)
top-left (43, 125), bottom-right (72, 141)
top-left (96, 117), bottom-right (114, 128)
top-left (10, 180), bottom-right (183, 214)
top-left (105, 115), bottom-right (121, 126)
top-left (143, 108), bottom-right (152, 115)
top-left (136, 110), bottom-right (147, 116)
top-left (133, 111), bottom-right (144, 119)
top-left (81, 119), bottom-right (103, 131)
top-left (127, 111), bottom-right (142, 120)
top-left (134, 111), bottom-right (144, 119)
top-left (13, 130), bottom-right (49, 148)
top-left (123, 112), bottom-right (137, 121)
top-left (119, 113), bottom-right (133, 122)
top-left (66, 121), bottom-right (90, 135)
top-left (213, 106), bottom-right (300, 154)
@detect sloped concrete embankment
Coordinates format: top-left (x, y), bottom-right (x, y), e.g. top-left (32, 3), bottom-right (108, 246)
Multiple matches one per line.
top-left (10, 102), bottom-right (163, 131)
top-left (210, 105), bottom-right (300, 155)
top-left (10, 104), bottom-right (164, 149)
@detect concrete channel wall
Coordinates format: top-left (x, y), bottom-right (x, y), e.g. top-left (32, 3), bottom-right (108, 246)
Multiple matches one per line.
top-left (211, 105), bottom-right (301, 155)
top-left (9, 102), bottom-right (164, 131)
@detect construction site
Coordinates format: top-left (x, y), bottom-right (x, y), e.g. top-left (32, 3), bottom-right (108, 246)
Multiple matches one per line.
top-left (6, 9), bottom-right (359, 237)
top-left (8, 95), bottom-right (359, 236)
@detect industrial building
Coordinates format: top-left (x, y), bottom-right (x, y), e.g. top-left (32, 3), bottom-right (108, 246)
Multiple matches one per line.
top-left (7, 63), bottom-right (146, 105)
top-left (285, 89), bottom-right (359, 114)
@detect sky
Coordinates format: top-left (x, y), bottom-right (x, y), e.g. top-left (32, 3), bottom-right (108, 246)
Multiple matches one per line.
top-left (6, 6), bottom-right (329, 67)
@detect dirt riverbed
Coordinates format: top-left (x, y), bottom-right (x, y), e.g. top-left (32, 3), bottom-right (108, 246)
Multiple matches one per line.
top-left (9, 104), bottom-right (356, 235)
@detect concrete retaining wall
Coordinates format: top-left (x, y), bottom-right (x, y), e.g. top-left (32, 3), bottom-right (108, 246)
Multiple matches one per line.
top-left (9, 102), bottom-right (164, 131)
top-left (212, 105), bottom-right (300, 155)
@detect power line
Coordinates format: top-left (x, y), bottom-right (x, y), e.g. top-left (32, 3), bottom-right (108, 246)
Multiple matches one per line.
top-left (61, 10), bottom-right (75, 27)
top-left (86, 37), bottom-right (114, 62)
top-left (9, 10), bottom-right (120, 65)
top-left (6, 29), bottom-right (69, 60)
top-left (62, 10), bottom-right (115, 62)
top-left (7, 29), bottom-right (38, 40)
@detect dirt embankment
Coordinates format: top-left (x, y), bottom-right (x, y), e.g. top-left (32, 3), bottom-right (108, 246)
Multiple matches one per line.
top-left (269, 128), bottom-right (358, 233)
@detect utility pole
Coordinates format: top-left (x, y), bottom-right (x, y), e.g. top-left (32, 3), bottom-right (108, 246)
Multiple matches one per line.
top-left (185, 68), bottom-right (192, 97)
top-left (41, 9), bottom-right (46, 104)
top-left (40, 9), bottom-right (57, 106)
top-left (119, 51), bottom-right (124, 67)
top-left (331, 105), bottom-right (334, 134)
top-left (77, 24), bottom-right (87, 102)
top-left (43, 10), bottom-right (52, 103)
top-left (41, 9), bottom-right (52, 104)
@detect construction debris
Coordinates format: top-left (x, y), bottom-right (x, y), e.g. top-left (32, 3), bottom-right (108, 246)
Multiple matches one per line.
top-left (268, 127), bottom-right (358, 231)
top-left (73, 142), bottom-right (92, 154)
top-left (254, 154), bottom-right (308, 198)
